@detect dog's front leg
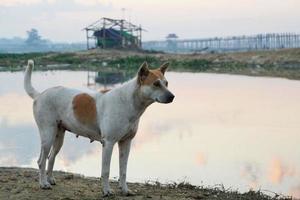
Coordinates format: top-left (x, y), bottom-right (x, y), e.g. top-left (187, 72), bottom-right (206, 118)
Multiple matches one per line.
top-left (101, 141), bottom-right (114, 196)
top-left (118, 138), bottom-right (133, 195)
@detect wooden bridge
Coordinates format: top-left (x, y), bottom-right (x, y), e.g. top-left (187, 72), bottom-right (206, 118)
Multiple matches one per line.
top-left (142, 33), bottom-right (300, 53)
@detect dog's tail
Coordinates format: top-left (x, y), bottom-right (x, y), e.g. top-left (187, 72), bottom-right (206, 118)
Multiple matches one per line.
top-left (24, 60), bottom-right (40, 99)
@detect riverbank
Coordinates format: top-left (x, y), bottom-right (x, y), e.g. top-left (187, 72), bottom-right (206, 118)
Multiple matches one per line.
top-left (0, 167), bottom-right (292, 200)
top-left (0, 48), bottom-right (300, 80)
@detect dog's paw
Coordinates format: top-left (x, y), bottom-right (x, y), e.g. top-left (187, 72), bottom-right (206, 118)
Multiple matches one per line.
top-left (102, 189), bottom-right (114, 197)
top-left (121, 189), bottom-right (136, 196)
top-left (47, 176), bottom-right (56, 185)
top-left (39, 182), bottom-right (52, 189)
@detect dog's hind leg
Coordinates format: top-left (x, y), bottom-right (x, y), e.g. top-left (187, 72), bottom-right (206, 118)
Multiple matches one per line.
top-left (47, 129), bottom-right (65, 185)
top-left (37, 126), bottom-right (56, 189)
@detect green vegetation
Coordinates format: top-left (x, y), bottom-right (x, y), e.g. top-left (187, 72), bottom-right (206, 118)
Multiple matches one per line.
top-left (1, 48), bottom-right (300, 80)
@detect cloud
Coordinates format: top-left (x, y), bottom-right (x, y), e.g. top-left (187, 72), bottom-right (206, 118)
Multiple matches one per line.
top-left (46, 0), bottom-right (57, 4)
top-left (268, 158), bottom-right (296, 184)
top-left (195, 152), bottom-right (207, 166)
top-left (0, 153), bottom-right (18, 166)
top-left (0, 0), bottom-right (41, 7)
top-left (73, 0), bottom-right (111, 6)
top-left (0, 124), bottom-right (39, 166)
top-left (2, 0), bottom-right (300, 41)
top-left (0, 121), bottom-right (101, 169)
top-left (0, 93), bottom-right (33, 125)
top-left (0, 0), bottom-right (111, 7)
top-left (53, 134), bottom-right (101, 167)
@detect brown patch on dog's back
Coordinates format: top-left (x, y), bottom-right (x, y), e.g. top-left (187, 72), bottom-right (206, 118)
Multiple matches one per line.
top-left (72, 93), bottom-right (97, 125)
top-left (142, 69), bottom-right (164, 85)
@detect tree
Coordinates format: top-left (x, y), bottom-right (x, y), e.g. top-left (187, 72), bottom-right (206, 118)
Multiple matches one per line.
top-left (26, 28), bottom-right (42, 45)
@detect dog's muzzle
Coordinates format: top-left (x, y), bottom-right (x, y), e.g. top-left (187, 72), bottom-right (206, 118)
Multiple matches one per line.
top-left (157, 92), bottom-right (175, 104)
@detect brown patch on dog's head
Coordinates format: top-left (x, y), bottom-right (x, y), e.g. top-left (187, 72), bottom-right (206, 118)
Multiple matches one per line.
top-left (142, 69), bottom-right (164, 85)
top-left (72, 93), bottom-right (97, 125)
top-left (138, 62), bottom-right (170, 85)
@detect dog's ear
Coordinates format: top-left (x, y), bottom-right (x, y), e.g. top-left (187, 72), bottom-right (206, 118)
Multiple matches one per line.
top-left (159, 62), bottom-right (169, 75)
top-left (138, 61), bottom-right (149, 83)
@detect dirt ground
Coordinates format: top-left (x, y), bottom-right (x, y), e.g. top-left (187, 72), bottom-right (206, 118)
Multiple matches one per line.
top-left (0, 167), bottom-right (292, 200)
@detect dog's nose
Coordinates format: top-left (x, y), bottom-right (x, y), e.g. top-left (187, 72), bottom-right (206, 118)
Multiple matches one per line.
top-left (168, 93), bottom-right (175, 103)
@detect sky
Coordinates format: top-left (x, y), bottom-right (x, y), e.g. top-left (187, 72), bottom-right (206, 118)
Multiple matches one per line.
top-left (0, 0), bottom-right (300, 42)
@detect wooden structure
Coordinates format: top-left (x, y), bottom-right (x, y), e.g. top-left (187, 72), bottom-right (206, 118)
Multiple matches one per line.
top-left (84, 17), bottom-right (143, 49)
top-left (143, 33), bottom-right (300, 53)
top-left (166, 33), bottom-right (178, 52)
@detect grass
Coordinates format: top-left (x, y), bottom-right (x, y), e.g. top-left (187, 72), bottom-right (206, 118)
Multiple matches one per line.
top-left (143, 180), bottom-right (292, 200)
top-left (0, 48), bottom-right (300, 80)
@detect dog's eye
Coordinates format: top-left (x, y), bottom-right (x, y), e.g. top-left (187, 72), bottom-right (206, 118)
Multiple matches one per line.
top-left (153, 80), bottom-right (161, 87)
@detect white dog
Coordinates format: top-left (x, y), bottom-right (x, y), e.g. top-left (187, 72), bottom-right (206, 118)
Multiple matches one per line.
top-left (24, 60), bottom-right (174, 196)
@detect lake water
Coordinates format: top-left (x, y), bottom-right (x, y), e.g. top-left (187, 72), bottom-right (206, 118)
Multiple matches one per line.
top-left (0, 70), bottom-right (300, 198)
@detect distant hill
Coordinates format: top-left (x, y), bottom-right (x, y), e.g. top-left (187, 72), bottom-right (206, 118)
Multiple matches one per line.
top-left (0, 37), bottom-right (86, 53)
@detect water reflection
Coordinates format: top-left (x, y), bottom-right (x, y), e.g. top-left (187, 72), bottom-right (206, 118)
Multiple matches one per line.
top-left (268, 158), bottom-right (297, 185)
top-left (291, 184), bottom-right (300, 198)
top-left (195, 152), bottom-right (207, 166)
top-left (0, 71), bottom-right (300, 198)
top-left (95, 71), bottom-right (133, 85)
top-left (0, 123), bottom-right (38, 166)
top-left (240, 162), bottom-right (260, 189)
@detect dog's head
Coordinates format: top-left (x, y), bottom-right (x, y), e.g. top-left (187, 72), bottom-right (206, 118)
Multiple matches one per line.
top-left (137, 62), bottom-right (175, 104)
